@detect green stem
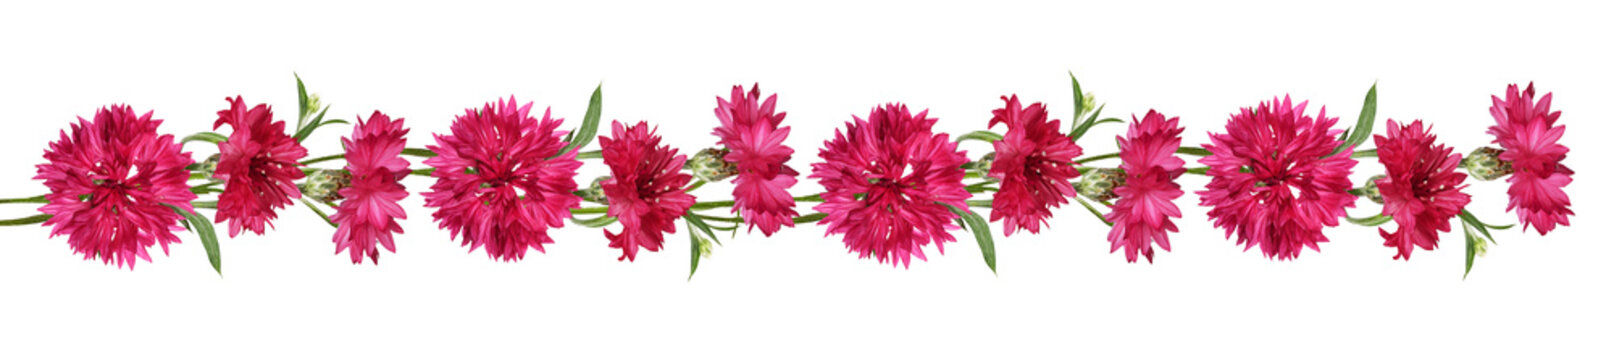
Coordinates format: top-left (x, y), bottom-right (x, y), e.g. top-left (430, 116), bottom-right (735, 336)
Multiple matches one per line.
top-left (299, 198), bottom-right (337, 228)
top-left (301, 154), bottom-right (344, 166)
top-left (684, 180), bottom-right (707, 192)
top-left (694, 213), bottom-right (742, 223)
top-left (577, 150), bottom-right (602, 160)
top-left (0, 213), bottom-right (51, 226)
top-left (1350, 149), bottom-right (1378, 159)
top-left (193, 200), bottom-right (218, 209)
top-left (572, 206), bottom-right (609, 215)
top-left (189, 172), bottom-right (208, 180)
top-left (0, 195), bottom-right (48, 204)
top-left (965, 199), bottom-right (992, 208)
top-left (401, 148), bottom-right (437, 159)
top-left (409, 168), bottom-right (433, 177)
top-left (1185, 167), bottom-right (1209, 176)
top-left (792, 212), bottom-right (827, 224)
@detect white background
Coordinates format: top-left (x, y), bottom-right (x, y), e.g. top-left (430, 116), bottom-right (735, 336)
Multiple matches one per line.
top-left (1, 1), bottom-right (1608, 358)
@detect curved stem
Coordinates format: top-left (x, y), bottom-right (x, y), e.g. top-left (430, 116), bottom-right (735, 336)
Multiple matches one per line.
top-left (409, 168), bottom-right (433, 177)
top-left (0, 213), bottom-right (51, 226)
top-left (577, 150), bottom-right (602, 160)
top-left (792, 212), bottom-right (827, 224)
top-left (684, 180), bottom-right (707, 192)
top-left (0, 195), bottom-right (48, 204)
top-left (1184, 167), bottom-right (1208, 176)
top-left (401, 148), bottom-right (437, 159)
top-left (571, 206), bottom-right (609, 215)
top-left (301, 154), bottom-right (344, 166)
top-left (193, 200), bottom-right (218, 209)
top-left (1350, 149), bottom-right (1378, 159)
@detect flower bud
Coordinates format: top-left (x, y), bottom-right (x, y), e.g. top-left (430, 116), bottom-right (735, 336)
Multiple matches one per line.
top-left (1463, 147), bottom-right (1512, 181)
top-left (688, 147), bottom-right (738, 183)
top-left (696, 236), bottom-right (714, 259)
top-left (1361, 175), bottom-right (1386, 204)
top-left (967, 152), bottom-right (996, 177)
top-left (1079, 92), bottom-right (1097, 118)
top-left (579, 176), bottom-right (610, 204)
top-left (1076, 168), bottom-right (1125, 202)
top-left (197, 153), bottom-right (221, 179)
top-left (299, 169), bottom-right (351, 203)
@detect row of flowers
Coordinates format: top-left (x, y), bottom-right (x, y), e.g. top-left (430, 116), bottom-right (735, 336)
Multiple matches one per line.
top-left (0, 75), bottom-right (1572, 279)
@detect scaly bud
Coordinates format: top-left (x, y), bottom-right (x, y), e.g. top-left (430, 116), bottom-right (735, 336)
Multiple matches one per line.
top-left (688, 147), bottom-right (738, 183)
top-left (1463, 147), bottom-right (1512, 181)
top-left (299, 169), bottom-right (351, 203)
top-left (579, 176), bottom-right (610, 204)
top-left (1361, 175), bottom-right (1386, 204)
top-left (1076, 168), bottom-right (1125, 202)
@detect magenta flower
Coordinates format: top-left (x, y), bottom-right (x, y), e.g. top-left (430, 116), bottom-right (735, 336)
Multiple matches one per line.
top-left (34, 105), bottom-right (198, 269)
top-left (1487, 83), bottom-right (1573, 235)
top-left (601, 121), bottom-right (696, 261)
top-left (330, 111), bottom-right (411, 264)
top-left (810, 104), bottom-right (970, 267)
top-left (1106, 110), bottom-right (1186, 263)
top-left (1374, 119), bottom-right (1470, 260)
top-left (1198, 96), bottom-right (1357, 260)
top-left (986, 95), bottom-right (1082, 236)
top-left (423, 97), bottom-right (582, 261)
top-left (712, 84), bottom-right (798, 236)
top-left (212, 96), bottom-right (308, 237)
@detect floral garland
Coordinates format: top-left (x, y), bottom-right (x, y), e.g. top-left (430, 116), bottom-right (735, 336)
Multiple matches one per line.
top-left (1, 74), bottom-right (1573, 279)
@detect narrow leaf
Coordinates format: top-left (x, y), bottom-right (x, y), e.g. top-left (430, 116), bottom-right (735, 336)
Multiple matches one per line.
top-left (684, 213), bottom-right (723, 246)
top-left (167, 205), bottom-right (221, 275)
top-left (181, 132), bottom-right (228, 146)
top-left (1069, 72), bottom-right (1085, 133)
top-left (1335, 83), bottom-right (1378, 154)
top-left (944, 203), bottom-right (996, 274)
top-left (556, 84), bottom-right (604, 158)
top-left (1345, 213), bottom-right (1393, 226)
top-left (957, 130), bottom-right (1004, 144)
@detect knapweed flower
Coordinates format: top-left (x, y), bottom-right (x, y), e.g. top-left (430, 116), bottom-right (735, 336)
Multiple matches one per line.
top-left (1486, 83), bottom-right (1572, 235)
top-left (712, 84), bottom-right (798, 236)
top-left (1106, 110), bottom-right (1186, 263)
top-left (213, 96), bottom-right (308, 237)
top-left (986, 95), bottom-right (1082, 236)
top-left (329, 111), bottom-right (410, 264)
top-left (423, 97), bottom-right (582, 261)
top-left (1373, 119), bottom-right (1470, 260)
top-left (810, 104), bottom-right (970, 267)
top-left (34, 105), bottom-right (198, 268)
top-left (600, 121), bottom-right (696, 261)
top-left (1198, 96), bottom-right (1357, 260)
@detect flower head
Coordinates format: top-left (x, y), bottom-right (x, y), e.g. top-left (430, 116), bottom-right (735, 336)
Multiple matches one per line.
top-left (712, 84), bottom-right (798, 236)
top-left (212, 96), bottom-right (308, 237)
top-left (1374, 119), bottom-right (1470, 260)
top-left (601, 121), bottom-right (696, 261)
top-left (34, 105), bottom-right (198, 269)
top-left (1198, 96), bottom-right (1357, 260)
top-left (1106, 110), bottom-right (1186, 263)
top-left (423, 97), bottom-right (582, 261)
top-left (330, 111), bottom-right (411, 264)
top-left (986, 95), bottom-right (1082, 236)
top-left (810, 104), bottom-right (970, 267)
top-left (1486, 83), bottom-right (1572, 235)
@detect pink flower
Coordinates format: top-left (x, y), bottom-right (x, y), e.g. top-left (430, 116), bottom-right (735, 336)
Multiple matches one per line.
top-left (1198, 96), bottom-right (1357, 260)
top-left (1106, 110), bottom-right (1186, 263)
top-left (212, 96), bottom-right (308, 237)
top-left (1374, 119), bottom-right (1470, 260)
top-left (712, 84), bottom-right (798, 236)
top-left (423, 97), bottom-right (582, 261)
top-left (1487, 83), bottom-right (1573, 235)
top-left (34, 105), bottom-right (198, 269)
top-left (986, 95), bottom-right (1082, 236)
top-left (810, 104), bottom-right (970, 267)
top-left (330, 111), bottom-right (411, 264)
top-left (601, 121), bottom-right (696, 261)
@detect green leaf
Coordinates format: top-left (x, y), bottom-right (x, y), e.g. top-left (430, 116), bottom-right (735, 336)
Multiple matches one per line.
top-left (1069, 104), bottom-right (1108, 141)
top-left (1335, 82), bottom-right (1378, 155)
top-left (400, 148), bottom-right (438, 158)
top-left (181, 132), bottom-right (228, 146)
top-left (683, 213), bottom-right (723, 246)
top-left (295, 74), bottom-right (310, 130)
top-left (292, 105), bottom-right (336, 142)
top-left (1069, 72), bottom-right (1085, 130)
top-left (1463, 222), bottom-right (1481, 279)
top-left (688, 226), bottom-right (703, 280)
top-left (957, 130), bottom-right (1004, 144)
top-left (944, 203), bottom-right (996, 274)
top-left (556, 84), bottom-right (604, 158)
top-left (1345, 213), bottom-right (1393, 226)
top-left (167, 205), bottom-right (221, 275)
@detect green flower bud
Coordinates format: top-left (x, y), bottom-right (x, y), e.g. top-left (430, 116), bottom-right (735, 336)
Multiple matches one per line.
top-left (1361, 175), bottom-right (1386, 205)
top-left (696, 236), bottom-right (714, 259)
top-left (1076, 168), bottom-right (1126, 202)
top-left (579, 176), bottom-right (610, 204)
top-left (1080, 92), bottom-right (1097, 116)
top-left (1463, 147), bottom-right (1512, 181)
top-left (299, 169), bottom-right (351, 203)
top-left (688, 148), bottom-right (738, 183)
top-left (197, 153), bottom-right (221, 179)
top-left (967, 152), bottom-right (996, 178)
